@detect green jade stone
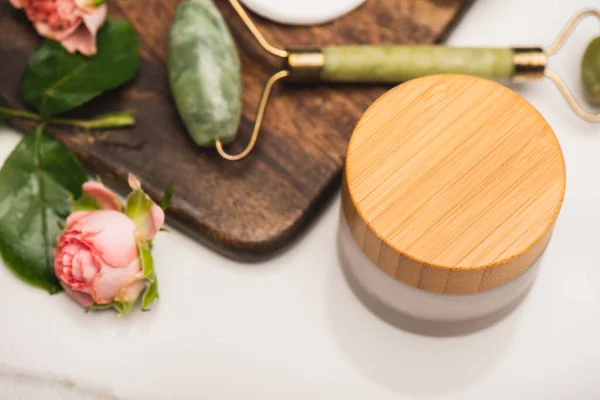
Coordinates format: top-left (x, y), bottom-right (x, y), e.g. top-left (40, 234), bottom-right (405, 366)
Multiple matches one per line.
top-left (321, 46), bottom-right (515, 82)
top-left (582, 36), bottom-right (600, 105)
top-left (169, 0), bottom-right (242, 147)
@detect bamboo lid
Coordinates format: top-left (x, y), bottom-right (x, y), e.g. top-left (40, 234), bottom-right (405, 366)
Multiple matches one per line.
top-left (342, 74), bottom-right (566, 295)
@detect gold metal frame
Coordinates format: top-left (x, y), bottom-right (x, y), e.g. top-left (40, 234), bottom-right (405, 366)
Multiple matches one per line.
top-left (543, 9), bottom-right (600, 122)
top-left (226, 0), bottom-right (288, 59)
top-left (216, 70), bottom-right (289, 161)
top-left (216, 0), bottom-right (325, 160)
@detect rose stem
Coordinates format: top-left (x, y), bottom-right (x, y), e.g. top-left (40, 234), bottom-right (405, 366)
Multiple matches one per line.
top-left (0, 107), bottom-right (135, 129)
top-left (0, 107), bottom-right (41, 121)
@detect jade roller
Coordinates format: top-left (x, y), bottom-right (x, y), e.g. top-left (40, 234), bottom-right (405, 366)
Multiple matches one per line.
top-left (169, 1), bottom-right (600, 161)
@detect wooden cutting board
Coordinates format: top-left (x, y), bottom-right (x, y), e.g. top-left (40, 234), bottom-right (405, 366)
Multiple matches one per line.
top-left (0, 0), bottom-right (472, 260)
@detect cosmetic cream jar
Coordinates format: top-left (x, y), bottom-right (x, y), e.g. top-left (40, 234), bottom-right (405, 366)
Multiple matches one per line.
top-left (339, 74), bottom-right (566, 322)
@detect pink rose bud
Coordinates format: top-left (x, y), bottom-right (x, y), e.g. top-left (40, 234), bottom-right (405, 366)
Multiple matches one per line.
top-left (10, 0), bottom-right (108, 56)
top-left (55, 177), bottom-right (165, 315)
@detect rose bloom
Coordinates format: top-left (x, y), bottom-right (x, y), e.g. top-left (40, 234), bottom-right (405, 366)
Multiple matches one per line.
top-left (10, 0), bottom-right (107, 56)
top-left (54, 180), bottom-right (164, 308)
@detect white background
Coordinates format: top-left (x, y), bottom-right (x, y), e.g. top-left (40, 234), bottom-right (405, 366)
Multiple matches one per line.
top-left (1, 0), bottom-right (600, 398)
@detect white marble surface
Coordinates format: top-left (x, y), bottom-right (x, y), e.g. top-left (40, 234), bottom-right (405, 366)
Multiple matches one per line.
top-left (240, 0), bottom-right (365, 25)
top-left (2, 0), bottom-right (600, 398)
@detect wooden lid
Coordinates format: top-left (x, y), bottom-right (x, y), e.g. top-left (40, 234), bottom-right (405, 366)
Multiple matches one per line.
top-left (342, 74), bottom-right (566, 294)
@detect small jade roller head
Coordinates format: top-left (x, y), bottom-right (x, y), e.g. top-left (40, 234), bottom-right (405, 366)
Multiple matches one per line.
top-left (582, 36), bottom-right (600, 105)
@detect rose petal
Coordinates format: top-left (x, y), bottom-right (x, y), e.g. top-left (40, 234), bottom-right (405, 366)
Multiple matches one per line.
top-left (75, 0), bottom-right (92, 8)
top-left (72, 249), bottom-right (98, 281)
top-left (151, 205), bottom-right (165, 232)
top-left (62, 242), bottom-right (82, 256)
top-left (55, 241), bottom-right (85, 281)
top-left (13, 0), bottom-right (107, 56)
top-left (92, 258), bottom-right (143, 304)
top-left (136, 205), bottom-right (165, 241)
top-left (81, 3), bottom-right (107, 36)
top-left (54, 255), bottom-right (66, 280)
top-left (61, 253), bottom-right (72, 267)
top-left (62, 284), bottom-right (94, 308)
top-left (83, 259), bottom-right (98, 281)
top-left (59, 24), bottom-right (95, 56)
top-left (60, 4), bottom-right (106, 56)
top-left (71, 252), bottom-right (83, 279)
top-left (34, 18), bottom-right (81, 43)
top-left (65, 211), bottom-right (90, 230)
top-left (83, 181), bottom-right (122, 211)
top-left (74, 210), bottom-right (138, 267)
top-left (116, 279), bottom-right (146, 303)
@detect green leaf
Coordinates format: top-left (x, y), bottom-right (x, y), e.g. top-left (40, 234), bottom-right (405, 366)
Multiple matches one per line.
top-left (0, 125), bottom-right (87, 292)
top-left (142, 280), bottom-right (158, 311)
top-left (138, 241), bottom-right (158, 311)
top-left (126, 189), bottom-right (152, 218)
top-left (160, 185), bottom-right (173, 210)
top-left (138, 241), bottom-right (155, 280)
top-left (125, 187), bottom-right (157, 237)
top-left (71, 193), bottom-right (101, 212)
top-left (113, 300), bottom-right (134, 317)
top-left (21, 20), bottom-right (141, 117)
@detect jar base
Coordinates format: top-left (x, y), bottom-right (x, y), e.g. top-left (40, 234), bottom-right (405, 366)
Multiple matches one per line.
top-left (338, 213), bottom-right (539, 331)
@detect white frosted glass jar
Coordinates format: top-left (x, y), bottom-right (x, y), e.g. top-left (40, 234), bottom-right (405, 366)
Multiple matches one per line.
top-left (338, 213), bottom-right (542, 322)
top-left (338, 75), bottom-right (566, 323)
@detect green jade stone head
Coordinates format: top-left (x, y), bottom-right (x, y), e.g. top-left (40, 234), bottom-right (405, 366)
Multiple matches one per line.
top-left (582, 36), bottom-right (600, 105)
top-left (169, 0), bottom-right (243, 147)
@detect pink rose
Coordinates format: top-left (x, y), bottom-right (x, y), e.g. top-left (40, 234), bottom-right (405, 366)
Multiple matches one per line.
top-left (11, 0), bottom-right (108, 56)
top-left (54, 175), bottom-right (165, 314)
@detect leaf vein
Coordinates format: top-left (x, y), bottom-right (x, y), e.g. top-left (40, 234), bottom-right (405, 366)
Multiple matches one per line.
top-left (44, 62), bottom-right (88, 94)
top-left (34, 125), bottom-right (52, 273)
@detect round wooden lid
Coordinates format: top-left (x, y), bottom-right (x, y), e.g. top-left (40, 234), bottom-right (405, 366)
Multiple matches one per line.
top-left (342, 75), bottom-right (566, 294)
